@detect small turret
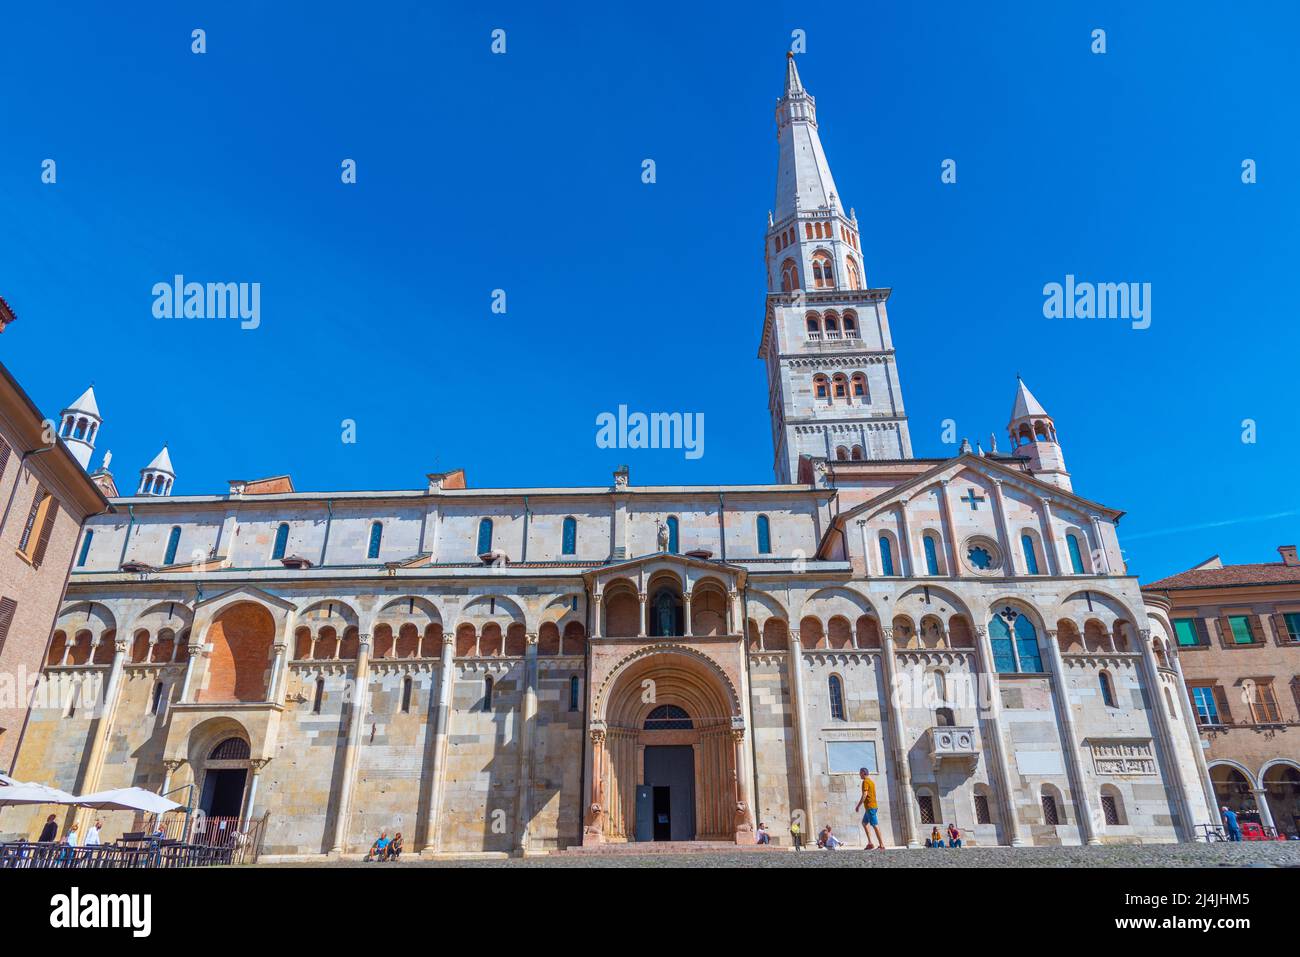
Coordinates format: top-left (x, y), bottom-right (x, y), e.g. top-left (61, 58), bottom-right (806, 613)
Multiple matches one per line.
top-left (58, 386), bottom-right (102, 470)
top-left (138, 445), bottom-right (175, 496)
top-left (1007, 378), bottom-right (1071, 491)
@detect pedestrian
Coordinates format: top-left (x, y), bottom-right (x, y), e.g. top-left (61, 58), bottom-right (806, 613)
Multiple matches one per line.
top-left (855, 767), bottom-right (885, 850)
top-left (37, 814), bottom-right (58, 843)
top-left (1221, 806), bottom-right (1242, 842)
top-left (790, 819), bottom-right (803, 850)
top-left (85, 819), bottom-right (103, 847)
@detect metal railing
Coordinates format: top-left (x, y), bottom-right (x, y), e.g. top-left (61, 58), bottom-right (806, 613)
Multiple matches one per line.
top-left (0, 840), bottom-right (233, 869)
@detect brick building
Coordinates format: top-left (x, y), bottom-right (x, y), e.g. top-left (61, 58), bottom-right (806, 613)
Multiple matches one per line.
top-left (0, 360), bottom-right (109, 768)
top-left (1144, 548), bottom-right (1300, 837)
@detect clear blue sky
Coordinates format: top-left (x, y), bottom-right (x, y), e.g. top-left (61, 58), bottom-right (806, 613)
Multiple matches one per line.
top-left (1, 2), bottom-right (1296, 581)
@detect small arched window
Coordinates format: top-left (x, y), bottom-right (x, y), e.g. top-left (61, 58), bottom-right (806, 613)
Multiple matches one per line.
top-left (814, 375), bottom-right (830, 399)
top-left (780, 258), bottom-right (799, 291)
top-left (272, 523), bottom-right (289, 561)
top-left (483, 675), bottom-right (494, 711)
top-left (163, 526), bottom-right (181, 565)
top-left (400, 675), bottom-right (413, 713)
top-left (836, 446), bottom-right (849, 461)
top-left (312, 677), bottom-right (325, 714)
top-left (1020, 534), bottom-right (1040, 575)
top-left (150, 681), bottom-right (165, 716)
top-left (1099, 671), bottom-right (1116, 708)
top-left (923, 534), bottom-right (940, 576)
top-left (846, 257), bottom-right (863, 290)
top-left (843, 313), bottom-right (858, 337)
top-left (1041, 789), bottom-right (1060, 826)
top-left (851, 372), bottom-right (867, 397)
top-left (1067, 534), bottom-right (1086, 574)
top-left (77, 529), bottom-right (93, 568)
top-left (568, 675), bottom-right (580, 712)
top-left (806, 315), bottom-right (820, 334)
top-left (74, 419), bottom-right (87, 440)
top-left (832, 373), bottom-right (848, 398)
top-left (666, 516), bottom-right (679, 554)
top-left (477, 518), bottom-right (494, 556)
top-left (828, 674), bottom-right (846, 720)
top-left (367, 521), bottom-right (383, 559)
top-left (756, 515), bottom-right (771, 554)
top-left (879, 535), bottom-right (895, 576)
top-left (850, 445), bottom-right (864, 461)
top-left (562, 516), bottom-right (577, 555)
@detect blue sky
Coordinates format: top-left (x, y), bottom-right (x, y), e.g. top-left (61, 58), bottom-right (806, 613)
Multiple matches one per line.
top-left (1, 2), bottom-right (1296, 581)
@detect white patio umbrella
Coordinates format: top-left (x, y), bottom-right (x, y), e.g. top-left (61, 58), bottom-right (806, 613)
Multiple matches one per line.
top-left (0, 781), bottom-right (78, 807)
top-left (71, 786), bottom-right (183, 814)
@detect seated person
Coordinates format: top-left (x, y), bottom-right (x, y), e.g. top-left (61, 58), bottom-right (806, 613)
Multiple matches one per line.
top-left (755, 823), bottom-right (771, 845)
top-left (386, 833), bottom-right (404, 860)
top-left (947, 823), bottom-right (962, 848)
top-left (822, 827), bottom-right (843, 850)
top-left (366, 831), bottom-right (390, 861)
top-left (816, 825), bottom-right (830, 848)
top-left (928, 826), bottom-right (945, 848)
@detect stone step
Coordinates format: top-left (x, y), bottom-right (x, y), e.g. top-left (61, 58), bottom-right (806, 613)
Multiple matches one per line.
top-left (553, 841), bottom-right (785, 856)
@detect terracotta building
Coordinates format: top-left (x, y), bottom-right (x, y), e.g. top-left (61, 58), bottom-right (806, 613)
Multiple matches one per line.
top-left (1143, 548), bottom-right (1300, 837)
top-left (0, 360), bottom-right (109, 769)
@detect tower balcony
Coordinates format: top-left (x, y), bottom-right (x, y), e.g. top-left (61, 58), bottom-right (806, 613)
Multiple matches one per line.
top-left (927, 725), bottom-right (979, 762)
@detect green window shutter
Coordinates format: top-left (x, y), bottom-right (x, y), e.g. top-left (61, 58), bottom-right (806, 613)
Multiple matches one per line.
top-left (1228, 615), bottom-right (1254, 644)
top-left (1173, 619), bottom-right (1200, 647)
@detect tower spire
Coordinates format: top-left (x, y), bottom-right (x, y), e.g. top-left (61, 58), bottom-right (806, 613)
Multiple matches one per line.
top-left (784, 50), bottom-right (804, 95)
top-left (1007, 378), bottom-right (1070, 491)
top-left (58, 386), bottom-right (102, 470)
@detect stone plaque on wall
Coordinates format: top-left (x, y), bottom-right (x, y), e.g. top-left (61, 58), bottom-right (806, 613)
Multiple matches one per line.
top-left (1089, 739), bottom-right (1156, 776)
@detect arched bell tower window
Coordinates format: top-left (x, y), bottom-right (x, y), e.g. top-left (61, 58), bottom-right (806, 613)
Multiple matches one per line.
top-left (811, 251), bottom-right (835, 288)
top-left (780, 258), bottom-right (800, 291)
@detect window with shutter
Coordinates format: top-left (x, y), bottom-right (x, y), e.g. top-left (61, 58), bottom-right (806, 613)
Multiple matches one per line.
top-left (17, 488), bottom-right (44, 554)
top-left (31, 498), bottom-right (58, 567)
top-left (0, 437), bottom-right (11, 482)
top-left (0, 596), bottom-right (16, 655)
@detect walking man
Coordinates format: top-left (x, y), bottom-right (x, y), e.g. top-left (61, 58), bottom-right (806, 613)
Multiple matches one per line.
top-left (855, 767), bottom-right (885, 850)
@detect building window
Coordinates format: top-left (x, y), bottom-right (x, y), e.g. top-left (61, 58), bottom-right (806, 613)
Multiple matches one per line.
top-left (400, 676), bottom-right (413, 713)
top-left (1099, 671), bottom-right (1116, 707)
top-left (1227, 615), bottom-right (1255, 644)
top-left (150, 681), bottom-right (165, 716)
top-left (1041, 791), bottom-right (1059, 826)
top-left (1066, 534), bottom-right (1085, 574)
top-left (1173, 618), bottom-right (1207, 647)
top-left (271, 523), bottom-right (289, 561)
top-left (1283, 613), bottom-right (1300, 642)
top-left (77, 530), bottom-right (93, 568)
top-left (18, 487), bottom-right (58, 566)
top-left (756, 515), bottom-right (771, 554)
top-left (967, 545), bottom-right (993, 570)
top-left (989, 611), bottom-right (1042, 674)
top-left (163, 526), bottom-right (181, 565)
top-left (1190, 686), bottom-right (1221, 725)
top-left (562, 516), bottom-right (577, 555)
top-left (1246, 680), bottom-right (1281, 723)
top-left (974, 793), bottom-right (992, 825)
top-left (477, 518), bottom-right (493, 555)
top-left (828, 674), bottom-right (846, 720)
top-left (814, 375), bottom-right (829, 398)
top-left (0, 597), bottom-right (16, 657)
top-left (312, 677), bottom-right (325, 714)
top-left (367, 522), bottom-right (383, 559)
top-left (666, 516), bottom-right (679, 554)
top-left (1020, 534), bottom-right (1040, 575)
top-left (1101, 794), bottom-right (1120, 826)
top-left (917, 794), bottom-right (935, 825)
top-left (483, 675), bottom-right (494, 711)
top-left (644, 704), bottom-right (693, 730)
top-left (879, 536), bottom-right (895, 576)
top-left (923, 535), bottom-right (939, 575)
top-left (568, 675), bottom-right (580, 712)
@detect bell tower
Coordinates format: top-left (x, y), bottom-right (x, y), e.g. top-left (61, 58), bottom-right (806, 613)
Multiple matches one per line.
top-left (759, 54), bottom-right (912, 482)
top-left (1007, 378), bottom-right (1071, 492)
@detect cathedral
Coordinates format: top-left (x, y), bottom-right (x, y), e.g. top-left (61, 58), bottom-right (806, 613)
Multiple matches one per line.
top-left (7, 55), bottom-right (1212, 857)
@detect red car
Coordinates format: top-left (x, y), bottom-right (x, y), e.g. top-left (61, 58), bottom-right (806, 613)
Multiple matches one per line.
top-left (1239, 822), bottom-right (1287, 841)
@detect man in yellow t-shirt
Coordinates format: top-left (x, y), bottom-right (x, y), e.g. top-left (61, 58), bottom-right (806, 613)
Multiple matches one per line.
top-left (855, 767), bottom-right (885, 850)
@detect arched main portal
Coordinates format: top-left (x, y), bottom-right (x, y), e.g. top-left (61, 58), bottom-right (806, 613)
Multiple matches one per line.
top-left (596, 649), bottom-right (741, 843)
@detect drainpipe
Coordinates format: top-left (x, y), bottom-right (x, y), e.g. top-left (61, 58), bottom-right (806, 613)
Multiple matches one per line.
top-left (319, 500), bottom-right (334, 567)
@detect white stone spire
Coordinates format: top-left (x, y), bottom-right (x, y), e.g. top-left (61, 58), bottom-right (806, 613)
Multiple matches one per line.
top-left (773, 52), bottom-right (841, 223)
top-left (1007, 378), bottom-right (1070, 491)
top-left (58, 386), bottom-right (102, 470)
top-left (138, 444), bottom-right (176, 497)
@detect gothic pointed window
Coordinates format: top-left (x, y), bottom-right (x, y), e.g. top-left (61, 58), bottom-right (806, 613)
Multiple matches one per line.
top-left (367, 521), bottom-right (383, 559)
top-left (163, 526), bottom-right (181, 565)
top-left (562, 516), bottom-right (577, 555)
top-left (271, 523), bottom-right (289, 561)
top-left (923, 534), bottom-right (940, 575)
top-left (811, 251), bottom-right (835, 288)
top-left (828, 674), bottom-right (846, 720)
top-left (1020, 534), bottom-right (1040, 575)
top-left (477, 518), bottom-right (494, 555)
top-left (879, 535), bottom-right (895, 576)
top-left (1066, 534), bottom-right (1085, 574)
top-left (756, 514), bottom-right (771, 554)
top-left (666, 516), bottom-right (679, 554)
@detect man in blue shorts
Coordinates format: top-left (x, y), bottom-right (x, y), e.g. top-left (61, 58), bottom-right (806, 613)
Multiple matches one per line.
top-left (855, 767), bottom-right (885, 850)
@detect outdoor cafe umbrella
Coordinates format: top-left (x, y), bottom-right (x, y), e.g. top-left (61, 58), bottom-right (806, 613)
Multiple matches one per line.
top-left (70, 787), bottom-right (183, 814)
top-left (0, 780), bottom-right (78, 807)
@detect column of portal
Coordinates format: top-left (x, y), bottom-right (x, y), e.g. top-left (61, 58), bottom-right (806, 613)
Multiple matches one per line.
top-left (879, 627), bottom-right (919, 847)
top-left (1043, 629), bottom-right (1098, 844)
top-left (241, 758), bottom-right (272, 828)
top-left (787, 629), bottom-right (814, 826)
top-left (973, 625), bottom-right (1024, 846)
top-left (329, 633), bottom-right (371, 856)
top-left (638, 592), bottom-right (648, 638)
top-left (731, 727), bottom-right (754, 841)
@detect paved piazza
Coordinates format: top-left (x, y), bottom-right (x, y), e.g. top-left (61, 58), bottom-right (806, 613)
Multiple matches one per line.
top-left (260, 843), bottom-right (1300, 869)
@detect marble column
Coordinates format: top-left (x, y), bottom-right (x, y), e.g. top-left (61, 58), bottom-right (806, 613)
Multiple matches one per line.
top-left (241, 757), bottom-right (272, 829)
top-left (638, 592), bottom-right (648, 638)
top-left (1039, 497), bottom-right (1066, 576)
top-left (179, 637), bottom-right (204, 703)
top-left (586, 726), bottom-right (607, 843)
top-left (898, 498), bottom-right (920, 577)
top-left (973, 625), bottom-right (1024, 846)
top-left (1251, 789), bottom-right (1276, 831)
top-left (329, 633), bottom-right (371, 856)
top-left (1089, 517), bottom-right (1113, 573)
top-left (1043, 629), bottom-right (1099, 844)
top-left (423, 633), bottom-right (457, 852)
top-left (683, 592), bottom-right (693, 637)
top-left (787, 629), bottom-right (815, 825)
top-left (590, 594), bottom-right (603, 639)
top-left (989, 480), bottom-right (1014, 567)
top-left (880, 627), bottom-right (919, 847)
top-left (267, 642), bottom-right (288, 704)
top-left (1169, 648), bottom-right (1217, 821)
top-left (515, 634), bottom-right (539, 855)
top-left (731, 727), bottom-right (755, 841)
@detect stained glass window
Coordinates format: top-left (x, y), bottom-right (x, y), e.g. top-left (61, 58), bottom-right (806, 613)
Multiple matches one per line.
top-left (923, 535), bottom-right (939, 575)
top-left (879, 536), bottom-right (895, 576)
top-left (1021, 534), bottom-right (1039, 574)
top-left (1067, 534), bottom-right (1085, 574)
top-left (562, 517), bottom-right (577, 555)
top-left (272, 523), bottom-right (289, 561)
top-left (968, 545), bottom-right (992, 570)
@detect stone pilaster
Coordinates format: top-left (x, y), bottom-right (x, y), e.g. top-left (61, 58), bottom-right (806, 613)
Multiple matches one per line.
top-left (787, 629), bottom-right (814, 827)
top-left (880, 626), bottom-right (919, 847)
top-left (973, 625), bottom-right (1024, 846)
top-left (329, 633), bottom-right (371, 856)
top-left (1043, 629), bottom-right (1098, 844)
top-left (422, 633), bottom-right (457, 853)
top-left (515, 633), bottom-right (539, 855)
